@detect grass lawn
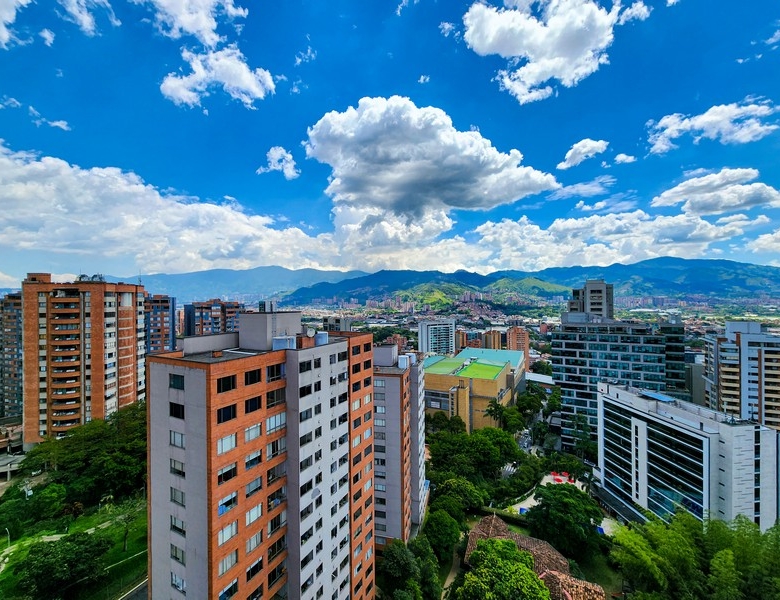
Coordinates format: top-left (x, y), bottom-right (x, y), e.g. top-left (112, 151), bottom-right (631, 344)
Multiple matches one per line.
top-left (578, 552), bottom-right (623, 595)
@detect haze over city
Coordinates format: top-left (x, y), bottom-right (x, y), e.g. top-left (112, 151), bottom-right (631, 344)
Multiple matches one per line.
top-left (0, 0), bottom-right (778, 287)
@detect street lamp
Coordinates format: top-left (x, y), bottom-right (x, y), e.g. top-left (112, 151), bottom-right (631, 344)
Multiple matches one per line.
top-left (4, 527), bottom-right (9, 549)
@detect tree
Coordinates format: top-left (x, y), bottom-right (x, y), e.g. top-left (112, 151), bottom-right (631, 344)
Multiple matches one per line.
top-left (15, 532), bottom-right (112, 599)
top-left (543, 388), bottom-right (562, 418)
top-left (380, 540), bottom-right (420, 597)
top-left (525, 483), bottom-right (602, 559)
top-left (456, 539), bottom-right (550, 600)
top-left (531, 360), bottom-right (553, 376)
top-left (531, 421), bottom-right (549, 445)
top-left (484, 398), bottom-right (506, 428)
top-left (571, 413), bottom-right (597, 463)
top-left (408, 535), bottom-right (443, 600)
top-left (708, 549), bottom-right (742, 600)
top-left (424, 509), bottom-right (461, 563)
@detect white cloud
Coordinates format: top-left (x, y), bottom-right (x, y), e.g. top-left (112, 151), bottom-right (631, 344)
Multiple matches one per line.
top-left (0, 0), bottom-right (31, 49)
top-left (256, 146), bottom-right (300, 180)
top-left (666, 0), bottom-right (679, 5)
top-left (614, 152), bottom-right (636, 164)
top-left (418, 74), bottom-right (430, 84)
top-left (161, 45), bottom-right (274, 108)
top-left (766, 30), bottom-right (780, 45)
top-left (396, 0), bottom-right (419, 16)
top-left (28, 106), bottom-right (71, 130)
top-left (0, 96), bottom-right (21, 108)
top-left (648, 98), bottom-right (779, 154)
top-left (294, 45), bottom-right (316, 66)
top-left (39, 28), bottom-right (55, 46)
top-left (748, 229), bottom-right (780, 255)
top-left (549, 175), bottom-right (615, 199)
top-left (557, 138), bottom-right (609, 169)
top-left (131, 0), bottom-right (247, 47)
top-left (57, 0), bottom-right (120, 36)
top-left (439, 21), bottom-right (455, 37)
top-left (463, 0), bottom-right (645, 104)
top-left (617, 1), bottom-right (651, 25)
top-left (651, 168), bottom-right (780, 215)
top-left (304, 95), bottom-right (559, 220)
top-left (0, 270), bottom-right (19, 287)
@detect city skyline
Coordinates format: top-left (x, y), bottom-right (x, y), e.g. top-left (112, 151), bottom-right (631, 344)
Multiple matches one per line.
top-left (1, 1), bottom-right (779, 286)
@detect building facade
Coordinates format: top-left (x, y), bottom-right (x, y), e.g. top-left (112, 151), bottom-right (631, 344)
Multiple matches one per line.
top-left (1, 292), bottom-right (23, 419)
top-left (372, 345), bottom-right (428, 546)
top-left (568, 279), bottom-right (614, 319)
top-left (21, 273), bottom-right (146, 447)
top-left (147, 310), bottom-right (376, 600)
top-left (506, 326), bottom-right (531, 371)
top-left (184, 299), bottom-right (244, 336)
top-left (597, 382), bottom-right (778, 531)
top-left (145, 294), bottom-right (177, 354)
top-left (418, 320), bottom-right (456, 355)
top-left (704, 321), bottom-right (780, 430)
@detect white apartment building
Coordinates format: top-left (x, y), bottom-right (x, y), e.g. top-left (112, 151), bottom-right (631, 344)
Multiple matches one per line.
top-left (418, 320), bottom-right (456, 355)
top-left (597, 382), bottom-right (779, 531)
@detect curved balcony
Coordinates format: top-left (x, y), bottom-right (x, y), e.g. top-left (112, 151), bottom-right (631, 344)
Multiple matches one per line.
top-left (50, 387), bottom-right (80, 399)
top-left (51, 419), bottom-right (81, 432)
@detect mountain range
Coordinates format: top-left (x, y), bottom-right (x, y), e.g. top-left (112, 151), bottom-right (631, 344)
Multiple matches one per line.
top-left (2, 258), bottom-right (779, 305)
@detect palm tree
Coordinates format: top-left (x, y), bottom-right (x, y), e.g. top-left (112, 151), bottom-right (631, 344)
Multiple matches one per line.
top-left (485, 398), bottom-right (505, 428)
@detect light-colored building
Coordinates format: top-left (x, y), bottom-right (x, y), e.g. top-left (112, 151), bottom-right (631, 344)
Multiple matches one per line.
top-left (568, 279), bottom-right (614, 319)
top-left (423, 348), bottom-right (525, 432)
top-left (322, 316), bottom-right (356, 332)
top-left (372, 345), bottom-right (428, 546)
top-left (21, 273), bottom-right (146, 448)
top-left (418, 319), bottom-right (456, 355)
top-left (147, 310), bottom-right (375, 600)
top-left (597, 382), bottom-right (778, 531)
top-left (1, 292), bottom-right (23, 419)
top-left (704, 321), bottom-right (780, 430)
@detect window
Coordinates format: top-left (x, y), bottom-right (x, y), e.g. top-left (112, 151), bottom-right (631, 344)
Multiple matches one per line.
top-left (170, 487), bottom-right (185, 506)
top-left (363, 377), bottom-right (372, 387)
top-left (300, 432), bottom-right (313, 446)
top-left (300, 408), bottom-right (313, 422)
top-left (218, 463), bottom-right (238, 485)
top-left (363, 342), bottom-right (371, 352)
top-left (170, 543), bottom-right (186, 564)
top-left (246, 530), bottom-right (263, 553)
top-left (246, 502), bottom-right (263, 526)
top-left (245, 396), bottom-right (262, 413)
top-left (246, 449), bottom-right (262, 470)
top-left (217, 433), bottom-right (236, 455)
top-left (245, 423), bottom-right (262, 442)
top-left (374, 405), bottom-right (386, 414)
top-left (246, 476), bottom-right (263, 498)
top-left (170, 458), bottom-right (185, 478)
top-left (169, 402), bottom-right (185, 419)
top-left (170, 515), bottom-right (186, 536)
top-left (218, 579), bottom-right (238, 600)
top-left (217, 404), bottom-right (237, 423)
top-left (299, 360), bottom-right (312, 373)
top-left (314, 381), bottom-right (322, 392)
top-left (300, 384), bottom-right (312, 397)
top-left (170, 430), bottom-right (185, 448)
top-left (218, 521), bottom-right (238, 546)
top-left (267, 388), bottom-right (286, 408)
top-left (266, 364), bottom-right (284, 382)
top-left (267, 437), bottom-right (286, 459)
top-left (218, 550), bottom-right (238, 575)
top-left (219, 492), bottom-right (238, 515)
top-left (217, 375), bottom-right (237, 393)
top-left (352, 346), bottom-right (361, 356)
top-left (169, 373), bottom-right (184, 390)
top-left (300, 456), bottom-right (313, 471)
top-left (315, 426), bottom-right (322, 439)
top-left (300, 479), bottom-right (313, 495)
top-left (245, 369), bottom-right (262, 385)
top-left (246, 556), bottom-right (264, 582)
top-left (171, 572), bottom-right (186, 593)
top-left (314, 358), bottom-right (321, 368)
top-left (374, 418), bottom-right (386, 427)
top-left (266, 413), bottom-right (286, 433)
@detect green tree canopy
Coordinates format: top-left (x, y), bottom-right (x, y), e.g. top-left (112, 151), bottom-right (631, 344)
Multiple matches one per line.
top-left (525, 483), bottom-right (602, 559)
top-left (424, 509), bottom-right (461, 563)
top-left (380, 539), bottom-right (420, 597)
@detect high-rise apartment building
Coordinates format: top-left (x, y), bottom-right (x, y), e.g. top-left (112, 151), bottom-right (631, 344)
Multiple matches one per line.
top-left (372, 345), bottom-right (427, 546)
top-left (704, 321), bottom-right (780, 429)
top-left (552, 284), bottom-right (686, 453)
top-left (568, 279), bottom-right (614, 319)
top-left (21, 273), bottom-right (146, 448)
top-left (184, 299), bottom-right (244, 336)
top-left (147, 310), bottom-right (375, 600)
top-left (482, 330), bottom-right (502, 350)
top-left (506, 326), bottom-right (531, 370)
top-left (1, 292), bottom-right (23, 418)
top-left (321, 317), bottom-right (356, 332)
top-left (418, 319), bottom-right (456, 355)
top-left (145, 294), bottom-right (177, 354)
top-left (597, 382), bottom-right (778, 531)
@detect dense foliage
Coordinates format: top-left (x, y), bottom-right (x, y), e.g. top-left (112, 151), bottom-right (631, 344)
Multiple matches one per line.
top-left (379, 536), bottom-right (442, 600)
top-left (610, 512), bottom-right (780, 600)
top-left (0, 403), bottom-right (147, 539)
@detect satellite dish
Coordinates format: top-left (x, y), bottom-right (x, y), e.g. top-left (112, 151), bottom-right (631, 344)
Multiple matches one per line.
top-left (307, 327), bottom-right (316, 338)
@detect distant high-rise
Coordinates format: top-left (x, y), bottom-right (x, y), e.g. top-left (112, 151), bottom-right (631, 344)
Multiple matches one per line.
top-left (372, 345), bottom-right (428, 546)
top-left (704, 321), bottom-right (780, 429)
top-left (418, 319), bottom-right (456, 355)
top-left (568, 279), bottom-right (614, 319)
top-left (21, 273), bottom-right (146, 448)
top-left (147, 310), bottom-right (376, 600)
top-left (183, 299), bottom-right (243, 336)
top-left (1, 292), bottom-right (23, 419)
top-left (506, 326), bottom-right (531, 370)
top-left (144, 294), bottom-right (176, 354)
top-left (322, 316), bottom-right (356, 332)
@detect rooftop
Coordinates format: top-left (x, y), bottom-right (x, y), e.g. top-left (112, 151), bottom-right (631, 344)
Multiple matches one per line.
top-left (423, 355), bottom-right (505, 379)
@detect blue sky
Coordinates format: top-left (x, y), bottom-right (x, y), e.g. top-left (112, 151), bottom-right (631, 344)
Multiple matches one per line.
top-left (0, 0), bottom-right (778, 287)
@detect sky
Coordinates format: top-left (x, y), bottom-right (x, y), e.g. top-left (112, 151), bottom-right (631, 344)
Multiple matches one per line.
top-left (0, 0), bottom-right (779, 287)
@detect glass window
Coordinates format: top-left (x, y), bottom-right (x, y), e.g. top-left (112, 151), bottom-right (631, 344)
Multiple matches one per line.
top-left (169, 402), bottom-right (185, 419)
top-left (169, 374), bottom-right (184, 390)
top-left (217, 433), bottom-right (237, 455)
top-left (217, 375), bottom-right (237, 393)
top-left (245, 369), bottom-right (262, 386)
top-left (217, 404), bottom-right (237, 424)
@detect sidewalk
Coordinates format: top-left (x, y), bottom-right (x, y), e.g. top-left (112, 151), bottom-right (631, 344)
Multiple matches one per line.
top-left (441, 536), bottom-right (462, 598)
